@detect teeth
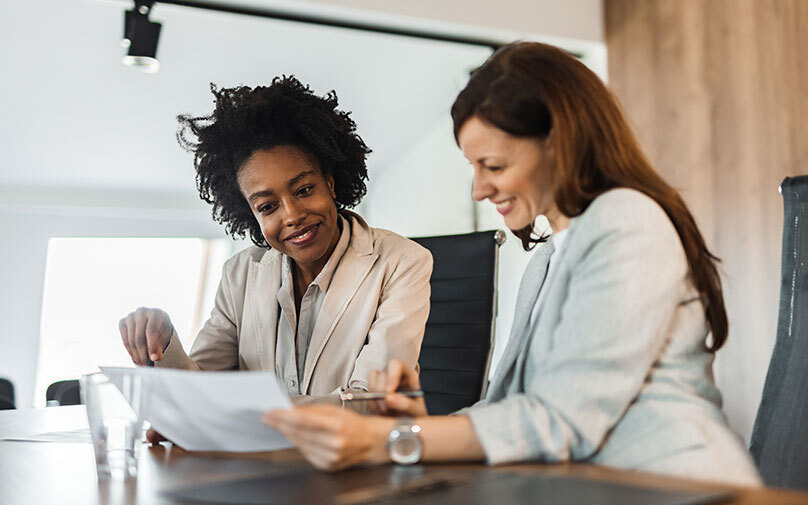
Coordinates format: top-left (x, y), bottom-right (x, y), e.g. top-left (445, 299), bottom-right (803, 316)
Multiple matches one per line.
top-left (496, 201), bottom-right (511, 210)
top-left (290, 226), bottom-right (315, 242)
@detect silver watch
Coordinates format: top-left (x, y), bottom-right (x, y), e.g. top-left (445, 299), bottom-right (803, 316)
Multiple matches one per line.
top-left (387, 418), bottom-right (423, 465)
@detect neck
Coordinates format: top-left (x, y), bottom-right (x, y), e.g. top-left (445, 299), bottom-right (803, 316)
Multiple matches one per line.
top-left (546, 206), bottom-right (570, 234)
top-left (292, 218), bottom-right (342, 288)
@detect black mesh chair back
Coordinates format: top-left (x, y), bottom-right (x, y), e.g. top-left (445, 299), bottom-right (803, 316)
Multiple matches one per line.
top-left (750, 176), bottom-right (808, 490)
top-left (46, 379), bottom-right (82, 406)
top-left (411, 230), bottom-right (505, 415)
top-left (0, 377), bottom-right (14, 410)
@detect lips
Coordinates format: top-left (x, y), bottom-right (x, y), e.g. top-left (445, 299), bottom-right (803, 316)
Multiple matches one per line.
top-left (493, 198), bottom-right (515, 216)
top-left (284, 223), bottom-right (320, 246)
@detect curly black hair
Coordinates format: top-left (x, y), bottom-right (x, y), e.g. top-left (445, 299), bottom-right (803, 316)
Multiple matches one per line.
top-left (176, 76), bottom-right (371, 247)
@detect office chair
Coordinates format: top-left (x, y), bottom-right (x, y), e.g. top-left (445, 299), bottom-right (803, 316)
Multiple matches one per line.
top-left (0, 377), bottom-right (14, 410)
top-left (411, 229), bottom-right (505, 415)
top-left (749, 176), bottom-right (808, 490)
top-left (46, 379), bottom-right (82, 406)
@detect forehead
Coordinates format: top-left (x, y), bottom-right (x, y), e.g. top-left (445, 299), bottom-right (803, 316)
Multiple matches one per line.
top-left (238, 146), bottom-right (321, 188)
top-left (457, 116), bottom-right (516, 157)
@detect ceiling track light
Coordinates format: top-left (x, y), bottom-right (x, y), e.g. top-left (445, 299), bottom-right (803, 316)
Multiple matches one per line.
top-left (122, 0), bottom-right (162, 73)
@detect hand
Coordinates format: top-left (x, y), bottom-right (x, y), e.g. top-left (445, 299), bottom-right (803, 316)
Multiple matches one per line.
top-left (146, 428), bottom-right (168, 445)
top-left (368, 359), bottom-right (428, 417)
top-left (119, 307), bottom-right (175, 365)
top-left (263, 405), bottom-right (392, 471)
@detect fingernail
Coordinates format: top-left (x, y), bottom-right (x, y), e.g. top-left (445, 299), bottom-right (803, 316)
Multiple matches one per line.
top-left (150, 353), bottom-right (159, 361)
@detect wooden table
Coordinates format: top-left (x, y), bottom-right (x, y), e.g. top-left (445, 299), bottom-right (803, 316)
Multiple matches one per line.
top-left (2, 406), bottom-right (807, 505)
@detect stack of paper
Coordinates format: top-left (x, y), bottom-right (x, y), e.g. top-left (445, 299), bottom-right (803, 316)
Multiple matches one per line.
top-left (101, 367), bottom-right (293, 452)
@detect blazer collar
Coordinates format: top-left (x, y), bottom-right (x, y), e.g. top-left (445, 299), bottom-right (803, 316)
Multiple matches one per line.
top-left (247, 211), bottom-right (378, 389)
top-left (487, 237), bottom-right (555, 400)
top-left (302, 212), bottom-right (378, 391)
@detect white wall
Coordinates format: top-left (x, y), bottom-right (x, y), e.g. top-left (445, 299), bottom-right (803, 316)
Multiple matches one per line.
top-left (0, 191), bottom-right (224, 409)
top-left (0, 0), bottom-right (605, 408)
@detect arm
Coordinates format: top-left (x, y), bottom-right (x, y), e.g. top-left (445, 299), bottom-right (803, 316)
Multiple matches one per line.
top-left (264, 359), bottom-right (486, 470)
top-left (345, 242), bottom-right (433, 391)
top-left (265, 191), bottom-right (689, 470)
top-left (157, 259), bottom-right (241, 371)
top-left (465, 191), bottom-right (690, 464)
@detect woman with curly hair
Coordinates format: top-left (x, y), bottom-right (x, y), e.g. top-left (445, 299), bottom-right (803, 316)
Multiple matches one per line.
top-left (118, 76), bottom-right (432, 411)
top-left (263, 44), bottom-right (760, 486)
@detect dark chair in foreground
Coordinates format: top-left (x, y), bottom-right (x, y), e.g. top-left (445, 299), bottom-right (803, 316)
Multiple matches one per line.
top-left (750, 176), bottom-right (808, 490)
top-left (411, 230), bottom-right (505, 415)
top-left (46, 379), bottom-right (82, 406)
top-left (0, 377), bottom-right (14, 410)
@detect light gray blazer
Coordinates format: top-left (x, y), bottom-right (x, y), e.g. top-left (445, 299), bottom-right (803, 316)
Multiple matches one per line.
top-left (463, 189), bottom-right (761, 486)
top-left (158, 211), bottom-right (432, 398)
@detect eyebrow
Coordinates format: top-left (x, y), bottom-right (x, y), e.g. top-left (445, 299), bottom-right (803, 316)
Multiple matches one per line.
top-left (247, 170), bottom-right (317, 201)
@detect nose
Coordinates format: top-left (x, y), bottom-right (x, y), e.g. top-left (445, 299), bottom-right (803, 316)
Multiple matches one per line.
top-left (281, 198), bottom-right (306, 227)
top-left (471, 167), bottom-right (495, 202)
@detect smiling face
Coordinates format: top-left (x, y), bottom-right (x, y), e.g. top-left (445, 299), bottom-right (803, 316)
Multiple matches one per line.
top-left (238, 146), bottom-right (340, 277)
top-left (458, 116), bottom-right (562, 231)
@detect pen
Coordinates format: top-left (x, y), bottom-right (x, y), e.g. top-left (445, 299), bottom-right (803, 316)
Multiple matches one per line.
top-left (339, 390), bottom-right (424, 401)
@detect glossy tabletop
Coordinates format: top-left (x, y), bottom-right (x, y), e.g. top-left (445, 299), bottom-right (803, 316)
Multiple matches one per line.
top-left (1, 406), bottom-right (807, 505)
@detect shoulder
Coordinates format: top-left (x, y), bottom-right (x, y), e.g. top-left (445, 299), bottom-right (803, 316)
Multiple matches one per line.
top-left (575, 188), bottom-right (676, 239)
top-left (372, 228), bottom-right (433, 264)
top-left (345, 211), bottom-right (433, 266)
top-left (221, 244), bottom-right (279, 277)
top-left (566, 188), bottom-right (686, 271)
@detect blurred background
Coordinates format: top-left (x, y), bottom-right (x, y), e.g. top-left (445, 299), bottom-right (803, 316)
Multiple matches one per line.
top-left (0, 0), bottom-right (805, 449)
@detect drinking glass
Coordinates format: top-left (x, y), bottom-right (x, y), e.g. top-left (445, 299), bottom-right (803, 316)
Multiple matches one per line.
top-left (80, 372), bottom-right (143, 479)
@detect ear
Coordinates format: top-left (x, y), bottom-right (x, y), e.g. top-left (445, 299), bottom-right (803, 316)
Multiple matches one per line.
top-left (326, 174), bottom-right (336, 199)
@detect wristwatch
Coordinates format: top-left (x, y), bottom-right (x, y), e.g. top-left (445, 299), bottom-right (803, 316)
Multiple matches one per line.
top-left (387, 418), bottom-right (423, 465)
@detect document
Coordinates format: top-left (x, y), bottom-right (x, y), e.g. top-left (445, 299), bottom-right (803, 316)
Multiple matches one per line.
top-left (101, 366), bottom-right (293, 452)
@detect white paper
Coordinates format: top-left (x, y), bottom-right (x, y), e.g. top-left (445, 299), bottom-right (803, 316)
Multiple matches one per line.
top-left (100, 366), bottom-right (293, 452)
top-left (2, 428), bottom-right (92, 444)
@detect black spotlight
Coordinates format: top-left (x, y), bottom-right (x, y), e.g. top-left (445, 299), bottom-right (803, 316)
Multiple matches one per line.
top-left (122, 1), bottom-right (162, 73)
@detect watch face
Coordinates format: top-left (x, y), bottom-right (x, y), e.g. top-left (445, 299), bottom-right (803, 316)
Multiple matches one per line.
top-left (389, 425), bottom-right (422, 465)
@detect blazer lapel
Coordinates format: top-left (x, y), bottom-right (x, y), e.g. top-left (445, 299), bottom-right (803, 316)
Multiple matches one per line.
top-left (301, 213), bottom-right (379, 392)
top-left (247, 253), bottom-right (282, 370)
top-left (301, 247), bottom-right (378, 391)
top-left (487, 238), bottom-right (555, 399)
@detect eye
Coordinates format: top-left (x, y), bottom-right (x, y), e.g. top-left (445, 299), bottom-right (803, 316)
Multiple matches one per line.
top-left (485, 165), bottom-right (503, 172)
top-left (296, 184), bottom-right (314, 197)
top-left (257, 202), bottom-right (277, 215)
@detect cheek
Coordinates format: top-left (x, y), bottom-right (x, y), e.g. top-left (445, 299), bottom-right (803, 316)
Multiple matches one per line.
top-left (256, 215), bottom-right (280, 244)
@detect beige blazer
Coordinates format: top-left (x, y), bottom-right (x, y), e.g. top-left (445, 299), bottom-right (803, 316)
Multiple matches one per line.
top-left (158, 211), bottom-right (433, 397)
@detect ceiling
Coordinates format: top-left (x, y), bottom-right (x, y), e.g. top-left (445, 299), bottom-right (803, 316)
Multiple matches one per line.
top-left (0, 0), bottom-right (492, 198)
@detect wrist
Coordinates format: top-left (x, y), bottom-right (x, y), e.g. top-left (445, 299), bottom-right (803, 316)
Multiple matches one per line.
top-left (366, 417), bottom-right (396, 464)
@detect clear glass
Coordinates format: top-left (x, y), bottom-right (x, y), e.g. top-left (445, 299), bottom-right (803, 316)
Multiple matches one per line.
top-left (80, 372), bottom-right (143, 480)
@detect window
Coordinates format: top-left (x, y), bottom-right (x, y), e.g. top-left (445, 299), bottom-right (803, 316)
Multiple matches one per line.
top-left (35, 238), bottom-right (232, 406)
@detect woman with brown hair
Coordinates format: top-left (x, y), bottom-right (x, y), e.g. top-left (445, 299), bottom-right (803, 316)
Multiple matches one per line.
top-left (262, 42), bottom-right (761, 486)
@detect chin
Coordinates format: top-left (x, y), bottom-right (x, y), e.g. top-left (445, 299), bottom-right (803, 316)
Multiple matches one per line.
top-left (504, 216), bottom-right (532, 231)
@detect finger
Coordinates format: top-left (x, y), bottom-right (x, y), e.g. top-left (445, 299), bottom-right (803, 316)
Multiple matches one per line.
top-left (133, 309), bottom-right (149, 365)
top-left (145, 314), bottom-right (166, 362)
top-left (368, 397), bottom-right (388, 416)
top-left (393, 360), bottom-right (422, 391)
top-left (119, 318), bottom-right (135, 362)
top-left (146, 428), bottom-right (167, 445)
top-left (384, 360), bottom-right (404, 393)
top-left (124, 315), bottom-right (142, 365)
top-left (264, 407), bottom-right (339, 434)
top-left (386, 395), bottom-right (427, 417)
top-left (368, 370), bottom-right (381, 392)
top-left (279, 428), bottom-right (357, 471)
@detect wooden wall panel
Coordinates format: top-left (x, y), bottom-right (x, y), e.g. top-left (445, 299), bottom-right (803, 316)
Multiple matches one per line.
top-left (605, 0), bottom-right (808, 442)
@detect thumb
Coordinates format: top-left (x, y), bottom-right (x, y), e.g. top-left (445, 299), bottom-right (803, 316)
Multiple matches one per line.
top-left (146, 316), bottom-right (168, 361)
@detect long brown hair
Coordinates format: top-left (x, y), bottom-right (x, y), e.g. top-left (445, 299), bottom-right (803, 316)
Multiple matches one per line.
top-left (452, 42), bottom-right (727, 351)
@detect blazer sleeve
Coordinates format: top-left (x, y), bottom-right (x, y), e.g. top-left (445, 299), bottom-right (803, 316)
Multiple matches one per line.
top-left (465, 190), bottom-right (691, 464)
top-left (157, 258), bottom-right (242, 371)
top-left (346, 241), bottom-right (433, 391)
